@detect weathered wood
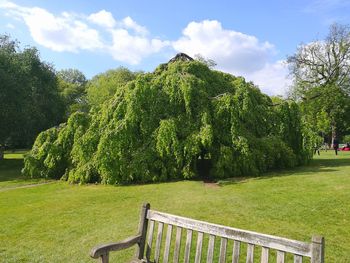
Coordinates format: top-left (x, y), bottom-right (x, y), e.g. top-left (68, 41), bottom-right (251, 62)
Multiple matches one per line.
top-left (311, 236), bottom-right (325, 263)
top-left (99, 253), bottom-right (109, 263)
top-left (163, 225), bottom-right (172, 263)
top-left (147, 210), bottom-right (312, 257)
top-left (184, 229), bottom-right (193, 263)
top-left (207, 234), bottom-right (215, 263)
top-left (91, 204), bottom-right (324, 263)
top-left (154, 222), bottom-right (164, 263)
top-left (194, 232), bottom-right (203, 263)
top-left (90, 235), bottom-right (142, 259)
top-left (261, 247), bottom-right (269, 263)
top-left (294, 254), bottom-right (303, 263)
top-left (146, 220), bottom-right (155, 261)
top-left (173, 227), bottom-right (182, 263)
top-left (232, 240), bottom-right (240, 263)
top-left (219, 237), bottom-right (227, 263)
top-left (277, 251), bottom-right (285, 263)
top-left (136, 203), bottom-right (150, 259)
top-left (246, 244), bottom-right (254, 263)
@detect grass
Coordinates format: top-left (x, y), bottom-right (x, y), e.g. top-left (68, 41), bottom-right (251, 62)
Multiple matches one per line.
top-left (0, 151), bottom-right (349, 262)
top-left (0, 151), bottom-right (50, 189)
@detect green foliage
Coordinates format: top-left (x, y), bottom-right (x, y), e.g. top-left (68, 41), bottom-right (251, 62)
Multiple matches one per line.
top-left (57, 69), bottom-right (88, 118)
top-left (23, 59), bottom-right (312, 184)
top-left (0, 34), bottom-right (65, 148)
top-left (86, 67), bottom-right (138, 107)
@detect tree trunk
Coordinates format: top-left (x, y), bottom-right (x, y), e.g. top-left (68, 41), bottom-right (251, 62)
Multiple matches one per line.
top-left (0, 146), bottom-right (4, 160)
top-left (331, 124), bottom-right (337, 148)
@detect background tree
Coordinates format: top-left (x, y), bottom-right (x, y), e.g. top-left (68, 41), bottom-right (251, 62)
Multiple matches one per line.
top-left (86, 67), bottom-right (137, 107)
top-left (0, 35), bottom-right (64, 158)
top-left (57, 68), bottom-right (88, 118)
top-left (288, 23), bottom-right (350, 145)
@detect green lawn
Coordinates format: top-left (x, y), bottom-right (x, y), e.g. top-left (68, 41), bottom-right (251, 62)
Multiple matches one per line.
top-left (0, 151), bottom-right (349, 262)
top-left (0, 151), bottom-right (50, 189)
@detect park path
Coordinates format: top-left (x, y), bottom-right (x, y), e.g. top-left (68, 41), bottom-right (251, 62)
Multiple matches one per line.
top-left (0, 181), bottom-right (55, 192)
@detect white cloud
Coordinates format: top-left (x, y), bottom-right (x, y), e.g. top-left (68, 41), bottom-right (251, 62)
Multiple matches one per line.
top-left (121, 16), bottom-right (148, 35)
top-left (173, 20), bottom-right (275, 74)
top-left (1, 2), bottom-right (103, 52)
top-left (5, 23), bottom-right (15, 29)
top-left (0, 1), bottom-right (169, 63)
top-left (88, 9), bottom-right (116, 28)
top-left (246, 60), bottom-right (291, 96)
top-left (109, 29), bottom-right (169, 64)
top-left (173, 20), bottom-right (289, 96)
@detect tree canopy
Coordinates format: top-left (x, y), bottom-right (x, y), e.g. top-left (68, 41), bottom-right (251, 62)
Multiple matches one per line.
top-left (23, 56), bottom-right (313, 184)
top-left (288, 23), bottom-right (350, 143)
top-left (0, 35), bottom-right (64, 153)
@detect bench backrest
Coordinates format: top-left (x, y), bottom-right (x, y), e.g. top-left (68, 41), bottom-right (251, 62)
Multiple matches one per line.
top-left (136, 204), bottom-right (325, 263)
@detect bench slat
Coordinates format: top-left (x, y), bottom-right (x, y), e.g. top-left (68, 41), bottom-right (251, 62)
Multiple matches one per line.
top-left (207, 235), bottom-right (215, 263)
top-left (146, 220), bottom-right (155, 261)
top-left (261, 247), bottom-right (269, 263)
top-left (219, 237), bottom-right (227, 263)
top-left (246, 244), bottom-right (254, 263)
top-left (194, 232), bottom-right (203, 263)
top-left (147, 210), bottom-right (311, 257)
top-left (173, 227), bottom-right (182, 263)
top-left (155, 222), bottom-right (164, 263)
top-left (277, 251), bottom-right (285, 263)
top-left (184, 229), bottom-right (193, 263)
top-left (232, 240), bottom-right (240, 263)
top-left (163, 225), bottom-right (172, 263)
top-left (294, 254), bottom-right (303, 263)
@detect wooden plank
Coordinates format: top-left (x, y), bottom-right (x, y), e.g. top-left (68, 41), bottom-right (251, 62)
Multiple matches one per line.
top-left (136, 203), bottom-right (150, 259)
top-left (194, 232), bottom-right (203, 263)
top-left (219, 237), bottom-right (227, 263)
top-left (146, 220), bottom-right (155, 261)
top-left (173, 227), bottom-right (182, 263)
top-left (277, 251), bottom-right (285, 263)
top-left (294, 255), bottom-right (303, 263)
top-left (184, 229), bottom-right (193, 263)
top-left (91, 235), bottom-right (141, 258)
top-left (206, 235), bottom-right (215, 263)
top-left (147, 210), bottom-right (311, 257)
top-left (163, 225), bottom-right (173, 263)
top-left (154, 222), bottom-right (164, 263)
top-left (311, 236), bottom-right (325, 263)
top-left (246, 244), bottom-right (254, 263)
top-left (261, 247), bottom-right (269, 263)
top-left (232, 240), bottom-right (240, 263)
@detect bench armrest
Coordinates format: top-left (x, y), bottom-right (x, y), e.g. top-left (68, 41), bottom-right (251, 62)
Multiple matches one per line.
top-left (90, 234), bottom-right (142, 259)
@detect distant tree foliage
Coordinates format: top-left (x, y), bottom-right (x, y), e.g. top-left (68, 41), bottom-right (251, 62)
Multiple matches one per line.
top-left (57, 68), bottom-right (89, 118)
top-left (288, 23), bottom-right (350, 144)
top-left (23, 58), bottom-right (312, 184)
top-left (86, 67), bottom-right (138, 107)
top-left (0, 35), bottom-right (64, 154)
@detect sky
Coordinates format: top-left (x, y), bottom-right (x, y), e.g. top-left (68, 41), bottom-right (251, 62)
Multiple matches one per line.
top-left (1, 0), bottom-right (350, 96)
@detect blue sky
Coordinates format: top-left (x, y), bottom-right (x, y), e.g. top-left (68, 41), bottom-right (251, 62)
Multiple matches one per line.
top-left (1, 0), bottom-right (350, 95)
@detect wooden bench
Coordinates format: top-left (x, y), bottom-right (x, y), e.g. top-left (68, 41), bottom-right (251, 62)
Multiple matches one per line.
top-left (90, 203), bottom-right (325, 263)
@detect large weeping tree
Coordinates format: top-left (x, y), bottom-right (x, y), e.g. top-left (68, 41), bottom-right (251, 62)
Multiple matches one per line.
top-left (23, 54), bottom-right (312, 184)
top-left (288, 23), bottom-right (350, 145)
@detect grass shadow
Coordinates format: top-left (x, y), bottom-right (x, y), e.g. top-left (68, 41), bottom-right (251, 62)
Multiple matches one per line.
top-left (218, 154), bottom-right (350, 186)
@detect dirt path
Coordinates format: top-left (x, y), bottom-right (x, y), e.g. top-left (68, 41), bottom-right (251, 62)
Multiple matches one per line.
top-left (0, 181), bottom-right (55, 192)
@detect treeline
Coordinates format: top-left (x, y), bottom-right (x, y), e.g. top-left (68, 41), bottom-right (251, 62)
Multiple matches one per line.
top-left (0, 34), bottom-right (138, 158)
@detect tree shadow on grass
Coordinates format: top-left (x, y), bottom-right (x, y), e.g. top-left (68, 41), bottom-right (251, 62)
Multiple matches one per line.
top-left (0, 158), bottom-right (25, 182)
top-left (218, 156), bottom-right (350, 186)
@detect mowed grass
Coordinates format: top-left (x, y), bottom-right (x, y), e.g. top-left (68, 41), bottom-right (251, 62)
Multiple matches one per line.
top-left (0, 151), bottom-right (349, 262)
top-left (0, 151), bottom-right (50, 189)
